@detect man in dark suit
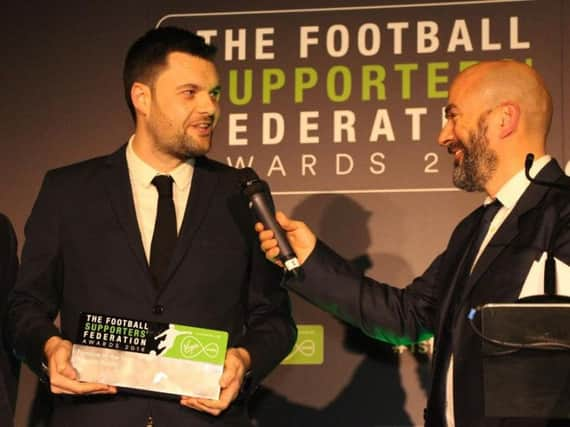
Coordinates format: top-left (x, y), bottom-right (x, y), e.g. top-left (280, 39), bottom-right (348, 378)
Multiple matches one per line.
top-left (6, 27), bottom-right (296, 426)
top-left (257, 60), bottom-right (570, 426)
top-left (1, 213), bottom-right (18, 427)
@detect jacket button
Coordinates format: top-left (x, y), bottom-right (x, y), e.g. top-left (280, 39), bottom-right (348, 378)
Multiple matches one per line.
top-left (152, 304), bottom-right (164, 315)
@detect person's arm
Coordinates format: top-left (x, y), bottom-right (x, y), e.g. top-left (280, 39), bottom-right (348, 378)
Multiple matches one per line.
top-left (181, 205), bottom-right (296, 416)
top-left (233, 233), bottom-right (297, 384)
top-left (180, 347), bottom-right (252, 416)
top-left (0, 213), bottom-right (20, 413)
top-left (0, 214), bottom-right (18, 334)
top-left (257, 211), bottom-right (438, 345)
top-left (0, 214), bottom-right (18, 307)
top-left (5, 172), bottom-right (115, 395)
top-left (188, 241), bottom-right (296, 414)
top-left (256, 211), bottom-right (317, 266)
top-left (43, 336), bottom-right (115, 394)
top-left (6, 171), bottom-right (63, 378)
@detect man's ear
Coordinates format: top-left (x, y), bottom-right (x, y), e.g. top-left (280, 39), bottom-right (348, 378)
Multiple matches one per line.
top-left (498, 102), bottom-right (520, 138)
top-left (131, 82), bottom-right (151, 118)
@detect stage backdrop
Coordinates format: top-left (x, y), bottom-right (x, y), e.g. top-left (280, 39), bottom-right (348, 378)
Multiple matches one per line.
top-left (2, 1), bottom-right (569, 426)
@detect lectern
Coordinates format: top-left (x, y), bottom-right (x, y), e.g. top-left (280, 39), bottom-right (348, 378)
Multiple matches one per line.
top-left (480, 303), bottom-right (570, 419)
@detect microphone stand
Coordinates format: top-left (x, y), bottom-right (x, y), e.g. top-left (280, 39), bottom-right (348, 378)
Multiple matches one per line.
top-left (524, 153), bottom-right (570, 192)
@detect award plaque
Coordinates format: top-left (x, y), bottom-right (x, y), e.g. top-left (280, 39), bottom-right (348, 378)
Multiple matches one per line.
top-left (70, 313), bottom-right (228, 399)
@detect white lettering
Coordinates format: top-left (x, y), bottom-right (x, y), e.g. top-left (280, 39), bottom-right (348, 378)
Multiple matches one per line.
top-left (369, 109), bottom-right (395, 142)
top-left (299, 26), bottom-right (320, 58)
top-left (334, 110), bottom-right (356, 143)
top-left (417, 21), bottom-right (439, 53)
top-left (228, 113), bottom-right (248, 146)
top-left (336, 153), bottom-right (354, 175)
top-left (224, 29), bottom-right (247, 61)
top-left (256, 28), bottom-right (275, 59)
top-left (300, 111), bottom-right (320, 144)
top-left (262, 112), bottom-right (284, 145)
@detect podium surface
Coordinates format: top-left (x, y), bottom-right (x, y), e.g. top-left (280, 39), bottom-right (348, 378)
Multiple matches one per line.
top-left (481, 303), bottom-right (570, 419)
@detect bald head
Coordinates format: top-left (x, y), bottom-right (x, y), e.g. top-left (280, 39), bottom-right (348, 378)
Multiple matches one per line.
top-left (451, 60), bottom-right (552, 141)
top-left (440, 60), bottom-right (554, 196)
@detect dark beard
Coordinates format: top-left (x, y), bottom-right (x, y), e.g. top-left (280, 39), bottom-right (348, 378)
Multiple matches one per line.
top-left (452, 117), bottom-right (498, 192)
top-left (173, 136), bottom-right (210, 159)
top-left (159, 131), bottom-right (211, 160)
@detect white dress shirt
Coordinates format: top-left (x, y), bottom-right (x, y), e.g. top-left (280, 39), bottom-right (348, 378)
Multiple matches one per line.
top-left (445, 154), bottom-right (570, 426)
top-left (125, 136), bottom-right (194, 262)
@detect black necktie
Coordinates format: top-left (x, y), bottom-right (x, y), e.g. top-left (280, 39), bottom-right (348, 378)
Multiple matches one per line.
top-left (150, 175), bottom-right (177, 287)
top-left (432, 199), bottom-right (503, 419)
top-left (449, 199), bottom-right (503, 317)
top-left (467, 199), bottom-right (502, 273)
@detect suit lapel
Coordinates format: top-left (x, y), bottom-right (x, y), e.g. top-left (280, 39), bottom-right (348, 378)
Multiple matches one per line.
top-left (159, 157), bottom-right (219, 291)
top-left (460, 160), bottom-right (563, 303)
top-left (437, 207), bottom-right (485, 332)
top-left (102, 145), bottom-right (150, 279)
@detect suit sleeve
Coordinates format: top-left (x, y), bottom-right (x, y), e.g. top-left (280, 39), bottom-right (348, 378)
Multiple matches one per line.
top-left (0, 213), bottom-right (20, 414)
top-left (286, 239), bottom-right (441, 345)
top-left (6, 172), bottom-right (63, 378)
top-left (236, 233), bottom-right (297, 386)
top-left (0, 213), bottom-right (19, 330)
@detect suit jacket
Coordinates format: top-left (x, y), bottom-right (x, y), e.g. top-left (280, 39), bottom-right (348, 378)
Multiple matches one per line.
top-left (0, 213), bottom-right (19, 427)
top-left (286, 159), bottom-right (570, 427)
top-left (6, 145), bottom-right (296, 427)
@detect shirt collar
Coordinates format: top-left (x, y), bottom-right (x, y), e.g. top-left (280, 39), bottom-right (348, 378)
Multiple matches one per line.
top-left (126, 135), bottom-right (195, 190)
top-left (483, 154), bottom-right (551, 208)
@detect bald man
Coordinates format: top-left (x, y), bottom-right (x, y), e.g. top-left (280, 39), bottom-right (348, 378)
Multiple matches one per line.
top-left (257, 60), bottom-right (570, 427)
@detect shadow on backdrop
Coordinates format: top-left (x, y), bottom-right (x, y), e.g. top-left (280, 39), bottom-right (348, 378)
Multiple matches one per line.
top-left (250, 195), bottom-right (431, 427)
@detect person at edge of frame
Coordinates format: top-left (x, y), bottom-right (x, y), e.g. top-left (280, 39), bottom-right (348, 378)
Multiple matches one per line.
top-left (256, 60), bottom-right (570, 427)
top-left (1, 213), bottom-right (19, 427)
top-left (6, 26), bottom-right (296, 427)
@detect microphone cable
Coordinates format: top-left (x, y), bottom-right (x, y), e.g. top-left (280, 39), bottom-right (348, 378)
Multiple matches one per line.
top-left (467, 306), bottom-right (570, 356)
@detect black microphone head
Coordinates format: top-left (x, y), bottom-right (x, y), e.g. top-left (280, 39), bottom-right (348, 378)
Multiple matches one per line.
top-left (525, 153), bottom-right (535, 171)
top-left (239, 167), bottom-right (261, 191)
top-left (239, 167), bottom-right (271, 198)
top-left (524, 153), bottom-right (535, 181)
top-left (242, 179), bottom-right (270, 198)
top-left (239, 167), bottom-right (257, 183)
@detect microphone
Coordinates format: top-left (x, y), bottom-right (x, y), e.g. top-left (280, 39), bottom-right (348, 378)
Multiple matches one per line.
top-left (240, 168), bottom-right (301, 275)
top-left (525, 153), bottom-right (570, 192)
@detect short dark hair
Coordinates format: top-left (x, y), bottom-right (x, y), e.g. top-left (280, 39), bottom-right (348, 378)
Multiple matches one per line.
top-left (123, 26), bottom-right (217, 121)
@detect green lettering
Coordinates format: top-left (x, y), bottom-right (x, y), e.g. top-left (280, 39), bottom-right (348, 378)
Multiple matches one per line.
top-left (394, 63), bottom-right (418, 100)
top-left (294, 67), bottom-right (318, 104)
top-left (228, 69), bottom-right (252, 106)
top-left (427, 62), bottom-right (449, 99)
top-left (327, 66), bottom-right (352, 102)
top-left (362, 65), bottom-right (386, 101)
top-left (262, 68), bottom-right (285, 104)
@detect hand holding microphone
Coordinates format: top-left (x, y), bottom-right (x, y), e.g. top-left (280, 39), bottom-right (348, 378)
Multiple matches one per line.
top-left (255, 211), bottom-right (317, 268)
top-left (241, 169), bottom-right (316, 273)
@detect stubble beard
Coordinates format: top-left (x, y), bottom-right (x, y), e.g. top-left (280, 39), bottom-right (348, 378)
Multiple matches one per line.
top-left (452, 116), bottom-right (498, 192)
top-left (169, 131), bottom-right (212, 159)
top-left (148, 112), bottom-right (213, 160)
